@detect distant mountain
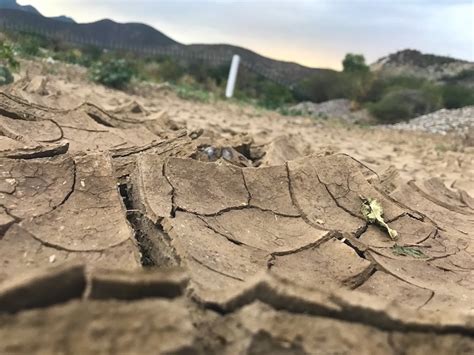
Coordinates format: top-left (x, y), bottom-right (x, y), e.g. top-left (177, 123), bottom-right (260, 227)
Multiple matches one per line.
top-left (0, 0), bottom-right (39, 15)
top-left (0, 8), bottom-right (333, 86)
top-left (49, 15), bottom-right (75, 24)
top-left (371, 49), bottom-right (474, 86)
top-left (0, 0), bottom-right (75, 23)
top-left (75, 19), bottom-right (181, 47)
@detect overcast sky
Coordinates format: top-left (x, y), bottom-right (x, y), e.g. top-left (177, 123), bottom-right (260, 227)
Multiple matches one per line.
top-left (18, 0), bottom-right (474, 70)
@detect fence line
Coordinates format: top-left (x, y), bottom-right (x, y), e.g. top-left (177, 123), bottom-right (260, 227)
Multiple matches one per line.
top-left (0, 10), bottom-right (306, 93)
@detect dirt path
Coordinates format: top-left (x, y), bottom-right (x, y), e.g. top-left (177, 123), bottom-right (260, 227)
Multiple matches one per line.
top-left (0, 62), bottom-right (473, 354)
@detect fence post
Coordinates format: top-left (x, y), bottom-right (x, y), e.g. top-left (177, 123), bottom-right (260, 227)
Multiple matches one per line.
top-left (225, 54), bottom-right (240, 98)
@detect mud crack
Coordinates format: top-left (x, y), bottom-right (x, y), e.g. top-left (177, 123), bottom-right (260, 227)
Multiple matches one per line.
top-left (119, 180), bottom-right (179, 267)
top-left (284, 162), bottom-right (327, 231)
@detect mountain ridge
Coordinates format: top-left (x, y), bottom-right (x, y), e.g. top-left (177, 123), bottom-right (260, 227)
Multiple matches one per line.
top-left (0, 8), bottom-right (332, 85)
top-left (0, 0), bottom-right (75, 23)
top-left (1, 4), bottom-right (472, 87)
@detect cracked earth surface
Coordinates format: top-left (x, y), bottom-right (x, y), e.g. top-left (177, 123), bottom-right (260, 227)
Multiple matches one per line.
top-left (0, 62), bottom-right (473, 354)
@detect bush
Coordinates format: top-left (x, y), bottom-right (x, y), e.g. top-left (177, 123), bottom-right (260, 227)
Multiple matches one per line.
top-left (159, 58), bottom-right (184, 82)
top-left (0, 41), bottom-right (18, 86)
top-left (441, 84), bottom-right (474, 109)
top-left (207, 65), bottom-right (229, 86)
top-left (90, 58), bottom-right (134, 89)
top-left (298, 71), bottom-right (352, 103)
top-left (230, 68), bottom-right (296, 107)
top-left (53, 48), bottom-right (83, 65)
top-left (362, 75), bottom-right (429, 103)
top-left (175, 84), bottom-right (211, 102)
top-left (15, 33), bottom-right (46, 57)
top-left (296, 54), bottom-right (372, 103)
top-left (0, 41), bottom-right (19, 70)
top-left (81, 45), bottom-right (103, 66)
top-left (0, 66), bottom-right (13, 85)
top-left (343, 53), bottom-right (369, 73)
top-left (442, 69), bottom-right (474, 84)
top-left (257, 81), bottom-right (294, 109)
top-left (369, 88), bottom-right (442, 124)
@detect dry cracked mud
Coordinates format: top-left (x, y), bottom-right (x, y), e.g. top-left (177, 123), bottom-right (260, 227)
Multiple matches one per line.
top-left (0, 70), bottom-right (473, 354)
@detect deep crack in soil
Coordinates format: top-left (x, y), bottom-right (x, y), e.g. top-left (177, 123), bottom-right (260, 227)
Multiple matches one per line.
top-left (0, 69), bottom-right (473, 354)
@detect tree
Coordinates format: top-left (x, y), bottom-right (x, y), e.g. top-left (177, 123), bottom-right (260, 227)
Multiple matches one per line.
top-left (342, 53), bottom-right (369, 73)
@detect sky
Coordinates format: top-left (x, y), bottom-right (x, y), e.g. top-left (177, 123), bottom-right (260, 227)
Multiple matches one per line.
top-left (18, 0), bottom-right (474, 70)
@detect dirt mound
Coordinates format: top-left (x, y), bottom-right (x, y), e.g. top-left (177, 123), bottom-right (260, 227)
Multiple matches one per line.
top-left (0, 80), bottom-right (473, 353)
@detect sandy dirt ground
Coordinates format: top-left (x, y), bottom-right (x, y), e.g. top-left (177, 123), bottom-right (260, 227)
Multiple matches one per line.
top-left (0, 60), bottom-right (473, 354)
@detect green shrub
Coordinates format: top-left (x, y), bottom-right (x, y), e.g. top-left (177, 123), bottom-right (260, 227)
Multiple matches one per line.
top-left (369, 88), bottom-right (442, 124)
top-left (56, 46), bottom-right (102, 67)
top-left (363, 75), bottom-right (429, 102)
top-left (0, 42), bottom-right (18, 67)
top-left (0, 41), bottom-right (18, 86)
top-left (90, 58), bottom-right (134, 89)
top-left (231, 68), bottom-right (296, 107)
top-left (159, 59), bottom-right (184, 82)
top-left (257, 81), bottom-right (294, 109)
top-left (343, 53), bottom-right (369, 73)
top-left (187, 61), bottom-right (209, 83)
top-left (0, 66), bottom-right (13, 85)
top-left (53, 48), bottom-right (83, 65)
top-left (441, 69), bottom-right (474, 84)
top-left (15, 33), bottom-right (46, 57)
top-left (343, 70), bottom-right (374, 102)
top-left (175, 84), bottom-right (211, 102)
top-left (298, 71), bottom-right (351, 103)
top-left (441, 84), bottom-right (474, 109)
top-left (43, 41), bottom-right (102, 67)
top-left (81, 45), bottom-right (103, 66)
top-left (207, 65), bottom-right (229, 86)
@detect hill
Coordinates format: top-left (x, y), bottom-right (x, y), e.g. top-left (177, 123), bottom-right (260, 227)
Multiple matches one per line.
top-left (0, 8), bottom-right (333, 86)
top-left (0, 0), bottom-right (75, 22)
top-left (1, 6), bottom-right (472, 91)
top-left (371, 49), bottom-right (474, 87)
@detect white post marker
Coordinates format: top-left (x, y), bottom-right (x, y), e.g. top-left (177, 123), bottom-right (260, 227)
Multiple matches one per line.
top-left (225, 54), bottom-right (240, 98)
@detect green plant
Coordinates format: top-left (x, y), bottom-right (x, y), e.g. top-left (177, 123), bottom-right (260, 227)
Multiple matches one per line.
top-left (441, 84), bottom-right (474, 109)
top-left (0, 41), bottom-right (19, 70)
top-left (53, 48), bottom-right (83, 65)
top-left (159, 58), bottom-right (184, 82)
top-left (343, 53), bottom-right (369, 73)
top-left (81, 45), bottom-right (103, 66)
top-left (391, 244), bottom-right (428, 258)
top-left (0, 41), bottom-right (18, 86)
top-left (278, 107), bottom-right (303, 116)
top-left (174, 84), bottom-right (211, 102)
top-left (298, 71), bottom-right (351, 103)
top-left (362, 75), bottom-right (430, 103)
top-left (53, 45), bottom-right (103, 67)
top-left (0, 66), bottom-right (13, 85)
top-left (360, 196), bottom-right (398, 240)
top-left (257, 81), bottom-right (294, 109)
top-left (90, 58), bottom-right (134, 89)
top-left (15, 33), bottom-right (46, 57)
top-left (368, 88), bottom-right (442, 123)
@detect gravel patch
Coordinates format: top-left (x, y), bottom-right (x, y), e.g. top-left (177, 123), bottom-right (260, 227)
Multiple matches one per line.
top-left (391, 106), bottom-right (474, 135)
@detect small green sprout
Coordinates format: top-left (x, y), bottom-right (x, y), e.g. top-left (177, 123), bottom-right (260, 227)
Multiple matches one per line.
top-left (360, 196), bottom-right (398, 240)
top-left (391, 244), bottom-right (428, 258)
